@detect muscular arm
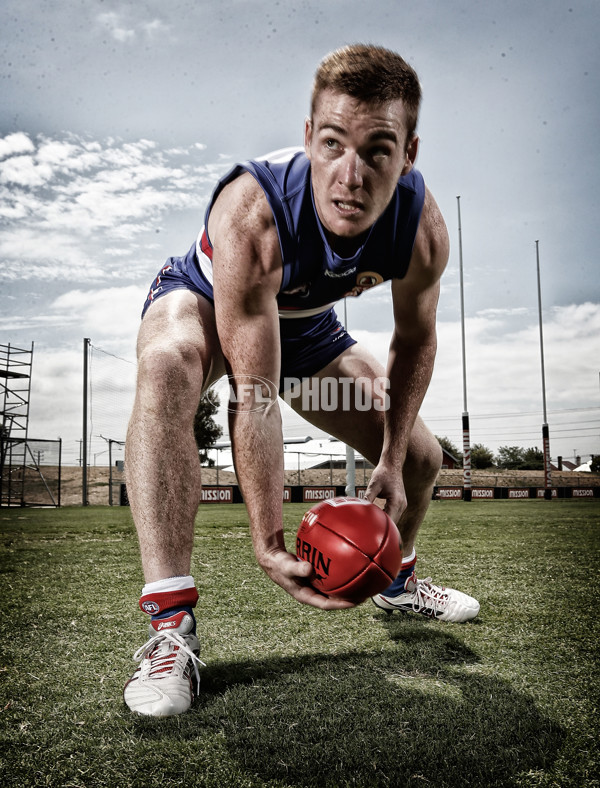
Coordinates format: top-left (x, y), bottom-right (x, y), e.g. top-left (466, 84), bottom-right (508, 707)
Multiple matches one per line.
top-left (210, 174), bottom-right (353, 609)
top-left (367, 186), bottom-right (449, 519)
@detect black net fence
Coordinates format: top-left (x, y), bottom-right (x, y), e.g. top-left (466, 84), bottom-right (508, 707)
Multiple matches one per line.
top-left (1, 438), bottom-right (62, 507)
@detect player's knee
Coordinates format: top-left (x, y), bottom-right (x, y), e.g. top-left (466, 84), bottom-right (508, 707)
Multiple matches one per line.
top-left (406, 431), bottom-right (442, 485)
top-left (427, 436), bottom-right (443, 478)
top-left (137, 338), bottom-right (205, 405)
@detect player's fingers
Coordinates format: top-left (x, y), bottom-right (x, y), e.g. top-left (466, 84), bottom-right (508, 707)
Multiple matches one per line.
top-left (382, 500), bottom-right (404, 525)
top-left (386, 488), bottom-right (409, 519)
top-left (382, 496), bottom-right (398, 517)
top-left (364, 481), bottom-right (381, 503)
top-left (295, 586), bottom-right (355, 610)
top-left (291, 559), bottom-right (313, 578)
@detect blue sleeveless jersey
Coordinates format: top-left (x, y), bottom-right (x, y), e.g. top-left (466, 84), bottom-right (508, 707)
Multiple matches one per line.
top-left (188, 148), bottom-right (425, 317)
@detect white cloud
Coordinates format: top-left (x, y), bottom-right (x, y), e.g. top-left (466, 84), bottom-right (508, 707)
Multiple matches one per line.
top-left (421, 303), bottom-right (600, 457)
top-left (36, 139), bottom-right (80, 166)
top-left (476, 307), bottom-right (530, 320)
top-left (29, 349), bottom-right (87, 445)
top-left (26, 288), bottom-right (145, 462)
top-left (96, 12), bottom-right (169, 44)
top-left (141, 19), bottom-right (169, 40)
top-left (0, 132), bottom-right (229, 283)
top-left (0, 313), bottom-right (78, 331)
top-left (50, 285), bottom-right (148, 341)
top-left (0, 132), bottom-right (34, 160)
top-left (97, 12), bottom-right (135, 43)
top-left (0, 230), bottom-right (106, 278)
top-left (27, 342), bottom-right (136, 465)
top-left (0, 155), bottom-right (53, 187)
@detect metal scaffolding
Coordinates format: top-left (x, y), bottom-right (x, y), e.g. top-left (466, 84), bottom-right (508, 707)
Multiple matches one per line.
top-left (1, 342), bottom-right (34, 506)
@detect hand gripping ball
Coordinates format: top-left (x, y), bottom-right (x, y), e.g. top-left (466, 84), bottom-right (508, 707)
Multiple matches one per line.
top-left (296, 497), bottom-right (402, 603)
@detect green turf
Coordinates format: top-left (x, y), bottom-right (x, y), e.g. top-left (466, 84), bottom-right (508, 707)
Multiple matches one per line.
top-left (1, 501), bottom-right (599, 787)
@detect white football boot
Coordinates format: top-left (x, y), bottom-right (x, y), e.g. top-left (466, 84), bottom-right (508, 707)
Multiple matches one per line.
top-left (372, 572), bottom-right (480, 622)
top-left (124, 611), bottom-right (205, 716)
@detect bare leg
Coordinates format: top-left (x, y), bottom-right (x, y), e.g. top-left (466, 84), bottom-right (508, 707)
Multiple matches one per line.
top-left (125, 290), bottom-right (225, 582)
top-left (288, 343), bottom-right (441, 557)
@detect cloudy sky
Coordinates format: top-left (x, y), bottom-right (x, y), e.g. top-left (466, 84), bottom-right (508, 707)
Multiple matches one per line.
top-left (1, 0), bottom-right (598, 468)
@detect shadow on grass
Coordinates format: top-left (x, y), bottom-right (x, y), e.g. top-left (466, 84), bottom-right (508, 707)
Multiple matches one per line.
top-left (132, 617), bottom-right (564, 788)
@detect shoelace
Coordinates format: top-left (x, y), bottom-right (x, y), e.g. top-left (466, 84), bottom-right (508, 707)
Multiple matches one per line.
top-left (410, 577), bottom-right (449, 616)
top-left (132, 631), bottom-right (206, 689)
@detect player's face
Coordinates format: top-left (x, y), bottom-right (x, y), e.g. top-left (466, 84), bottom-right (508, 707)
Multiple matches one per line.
top-left (305, 89), bottom-right (418, 245)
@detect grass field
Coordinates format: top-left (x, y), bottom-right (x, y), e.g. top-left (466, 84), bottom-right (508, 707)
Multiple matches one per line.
top-left (1, 500), bottom-right (599, 788)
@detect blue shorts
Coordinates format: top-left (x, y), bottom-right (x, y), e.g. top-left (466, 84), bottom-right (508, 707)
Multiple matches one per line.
top-left (141, 253), bottom-right (356, 389)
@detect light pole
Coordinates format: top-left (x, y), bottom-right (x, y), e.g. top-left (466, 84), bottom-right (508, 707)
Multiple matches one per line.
top-left (457, 197), bottom-right (472, 501)
top-left (82, 338), bottom-right (90, 506)
top-left (536, 241), bottom-right (552, 500)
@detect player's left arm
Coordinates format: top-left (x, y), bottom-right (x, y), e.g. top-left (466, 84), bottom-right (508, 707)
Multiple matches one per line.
top-left (367, 186), bottom-right (449, 520)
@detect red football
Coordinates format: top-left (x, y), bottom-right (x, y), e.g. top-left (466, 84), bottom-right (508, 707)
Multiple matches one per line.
top-left (296, 496), bottom-right (402, 603)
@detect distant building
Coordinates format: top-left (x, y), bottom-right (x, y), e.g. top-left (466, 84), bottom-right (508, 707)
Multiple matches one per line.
top-left (441, 449), bottom-right (460, 469)
top-left (309, 457), bottom-right (373, 470)
top-left (552, 456), bottom-right (580, 472)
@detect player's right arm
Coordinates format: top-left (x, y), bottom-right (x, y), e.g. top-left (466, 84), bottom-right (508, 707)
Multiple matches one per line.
top-left (209, 173), bottom-right (353, 610)
top-left (366, 185), bottom-right (448, 521)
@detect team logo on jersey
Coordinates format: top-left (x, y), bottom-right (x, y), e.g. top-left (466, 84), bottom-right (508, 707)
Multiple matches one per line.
top-left (344, 271), bottom-right (384, 298)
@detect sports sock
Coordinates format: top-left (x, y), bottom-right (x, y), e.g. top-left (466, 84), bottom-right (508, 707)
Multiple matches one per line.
top-left (382, 549), bottom-right (417, 597)
top-left (139, 575), bottom-right (199, 634)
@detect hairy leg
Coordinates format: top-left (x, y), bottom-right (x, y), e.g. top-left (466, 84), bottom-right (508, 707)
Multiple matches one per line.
top-left (125, 290), bottom-right (225, 582)
top-left (288, 343), bottom-right (441, 556)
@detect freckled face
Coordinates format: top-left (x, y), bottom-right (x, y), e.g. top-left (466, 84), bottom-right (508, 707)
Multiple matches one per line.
top-left (305, 89), bottom-right (418, 241)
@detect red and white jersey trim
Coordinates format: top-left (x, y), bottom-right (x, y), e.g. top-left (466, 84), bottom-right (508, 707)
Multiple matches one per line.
top-left (196, 225), bottom-right (335, 319)
top-left (196, 226), bottom-right (214, 286)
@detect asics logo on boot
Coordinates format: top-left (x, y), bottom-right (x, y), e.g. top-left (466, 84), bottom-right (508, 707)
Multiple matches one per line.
top-left (156, 620), bottom-right (178, 631)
